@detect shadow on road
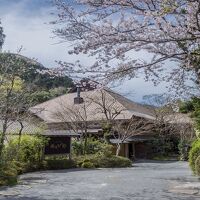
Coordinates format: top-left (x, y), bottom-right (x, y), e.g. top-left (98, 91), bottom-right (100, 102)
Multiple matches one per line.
top-left (38, 167), bottom-right (100, 174)
top-left (134, 159), bottom-right (179, 164)
top-left (0, 197), bottom-right (54, 200)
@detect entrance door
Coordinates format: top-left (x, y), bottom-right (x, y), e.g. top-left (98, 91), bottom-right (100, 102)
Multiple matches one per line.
top-left (128, 143), bottom-right (134, 159)
top-left (135, 142), bottom-right (148, 159)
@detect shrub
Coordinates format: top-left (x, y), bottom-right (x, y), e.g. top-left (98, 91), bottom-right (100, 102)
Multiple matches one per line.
top-left (45, 159), bottom-right (77, 170)
top-left (72, 140), bottom-right (84, 155)
top-left (0, 162), bottom-right (18, 186)
top-left (95, 155), bottom-right (132, 168)
top-left (76, 154), bottom-right (132, 168)
top-left (10, 160), bottom-right (29, 174)
top-left (81, 161), bottom-right (95, 168)
top-left (5, 135), bottom-right (47, 171)
top-left (189, 139), bottom-right (200, 173)
top-left (74, 141), bottom-right (132, 169)
top-left (178, 139), bottom-right (192, 161)
top-left (75, 155), bottom-right (96, 167)
top-left (96, 143), bottom-right (114, 157)
top-left (149, 137), bottom-right (178, 157)
top-left (72, 138), bottom-right (106, 156)
top-left (195, 155), bottom-right (200, 176)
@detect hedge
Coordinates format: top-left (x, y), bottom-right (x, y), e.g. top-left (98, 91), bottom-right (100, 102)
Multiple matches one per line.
top-left (44, 159), bottom-right (77, 170)
top-left (189, 139), bottom-right (200, 173)
top-left (195, 155), bottom-right (200, 176)
top-left (76, 154), bottom-right (132, 168)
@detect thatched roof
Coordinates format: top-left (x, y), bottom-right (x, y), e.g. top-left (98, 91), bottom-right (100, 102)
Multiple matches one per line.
top-left (29, 88), bottom-right (155, 124)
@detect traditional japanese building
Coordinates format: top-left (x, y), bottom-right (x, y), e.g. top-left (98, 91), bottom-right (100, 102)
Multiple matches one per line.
top-left (29, 83), bottom-right (158, 159)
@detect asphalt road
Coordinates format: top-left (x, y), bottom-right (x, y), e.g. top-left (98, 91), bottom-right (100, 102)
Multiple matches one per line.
top-left (0, 161), bottom-right (200, 200)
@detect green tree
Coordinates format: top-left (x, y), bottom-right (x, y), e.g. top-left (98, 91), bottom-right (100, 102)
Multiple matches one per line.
top-left (28, 90), bottom-right (52, 104)
top-left (0, 53), bottom-right (74, 91)
top-left (0, 53), bottom-right (74, 106)
top-left (179, 97), bottom-right (200, 134)
top-left (0, 53), bottom-right (32, 158)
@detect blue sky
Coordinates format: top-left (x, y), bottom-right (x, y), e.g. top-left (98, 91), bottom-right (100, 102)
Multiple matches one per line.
top-left (0, 0), bottom-right (176, 103)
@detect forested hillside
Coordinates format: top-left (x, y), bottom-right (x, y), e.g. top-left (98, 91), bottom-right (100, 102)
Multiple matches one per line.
top-left (0, 53), bottom-right (74, 105)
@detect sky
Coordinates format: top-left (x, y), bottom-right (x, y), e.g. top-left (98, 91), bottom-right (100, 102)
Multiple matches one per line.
top-left (0, 0), bottom-right (176, 103)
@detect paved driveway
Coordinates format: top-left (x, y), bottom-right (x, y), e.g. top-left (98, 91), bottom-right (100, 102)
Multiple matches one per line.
top-left (0, 161), bottom-right (200, 200)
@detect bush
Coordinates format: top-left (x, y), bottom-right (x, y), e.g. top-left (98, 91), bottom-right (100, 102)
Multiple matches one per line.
top-left (9, 160), bottom-right (28, 174)
top-left (74, 141), bottom-right (132, 169)
top-left (96, 143), bottom-right (113, 157)
top-left (0, 162), bottom-right (18, 186)
top-left (81, 161), bottom-right (95, 168)
top-left (195, 155), bottom-right (200, 176)
top-left (178, 139), bottom-right (192, 161)
top-left (95, 155), bottom-right (132, 168)
top-left (5, 135), bottom-right (47, 171)
top-left (0, 135), bottom-right (48, 186)
top-left (72, 140), bottom-right (84, 155)
top-left (75, 155), bottom-right (95, 167)
top-left (189, 139), bottom-right (200, 173)
top-left (76, 154), bottom-right (132, 168)
top-left (72, 138), bottom-right (106, 156)
top-left (45, 159), bottom-right (77, 170)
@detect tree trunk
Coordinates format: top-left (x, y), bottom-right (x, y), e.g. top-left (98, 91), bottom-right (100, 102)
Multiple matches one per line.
top-left (17, 121), bottom-right (24, 160)
top-left (18, 121), bottom-right (24, 147)
top-left (116, 143), bottom-right (121, 156)
top-left (0, 119), bottom-right (8, 159)
top-left (84, 135), bottom-right (87, 155)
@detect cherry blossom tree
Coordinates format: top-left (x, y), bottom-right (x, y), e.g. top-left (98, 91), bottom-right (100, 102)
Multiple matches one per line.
top-left (52, 0), bottom-right (200, 91)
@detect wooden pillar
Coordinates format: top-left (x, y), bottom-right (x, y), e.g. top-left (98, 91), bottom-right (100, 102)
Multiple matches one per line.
top-left (125, 143), bottom-right (129, 158)
top-left (41, 145), bottom-right (45, 161)
top-left (69, 137), bottom-right (72, 160)
top-left (132, 142), bottom-right (136, 160)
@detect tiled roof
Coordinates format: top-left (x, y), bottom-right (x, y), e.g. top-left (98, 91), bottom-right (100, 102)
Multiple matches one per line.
top-left (42, 129), bottom-right (102, 136)
top-left (0, 119), bottom-right (43, 135)
top-left (29, 88), bottom-right (155, 124)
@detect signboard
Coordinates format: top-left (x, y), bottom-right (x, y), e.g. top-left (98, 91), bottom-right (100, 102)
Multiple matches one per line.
top-left (44, 136), bottom-right (71, 155)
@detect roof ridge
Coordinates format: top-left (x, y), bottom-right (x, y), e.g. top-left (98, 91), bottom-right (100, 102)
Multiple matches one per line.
top-left (104, 88), bottom-right (155, 117)
top-left (30, 89), bottom-right (101, 109)
top-left (102, 88), bottom-right (128, 111)
top-left (104, 88), bottom-right (148, 108)
top-left (30, 93), bottom-right (68, 109)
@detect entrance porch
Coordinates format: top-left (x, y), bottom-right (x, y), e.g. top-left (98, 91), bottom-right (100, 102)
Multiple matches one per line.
top-left (110, 136), bottom-right (155, 160)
